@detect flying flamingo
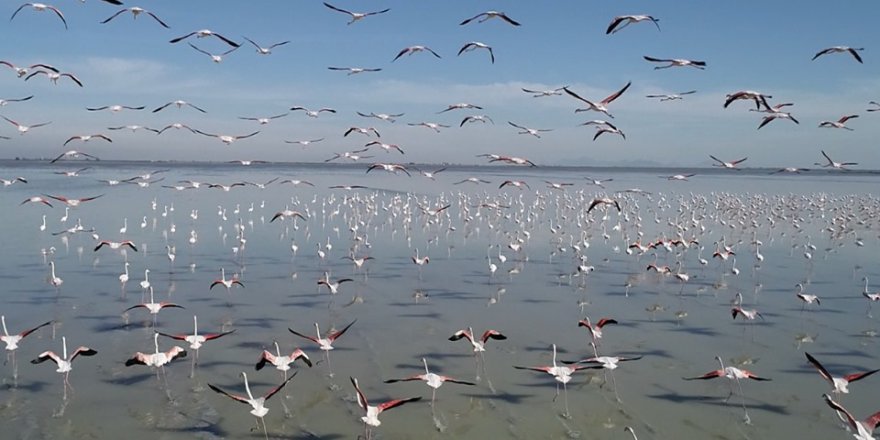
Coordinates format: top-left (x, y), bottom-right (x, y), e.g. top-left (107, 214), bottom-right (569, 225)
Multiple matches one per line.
top-left (821, 393), bottom-right (880, 440)
top-left (317, 271), bottom-right (354, 294)
top-left (384, 357), bottom-right (475, 404)
top-left (350, 376), bottom-right (421, 440)
top-left (578, 317), bottom-right (618, 345)
top-left (563, 82), bottom-right (632, 118)
top-left (31, 336), bottom-right (97, 400)
top-left (2, 316), bottom-right (52, 382)
top-left (255, 341), bottom-right (312, 380)
top-left (449, 327), bottom-right (506, 381)
top-left (323, 2), bottom-right (390, 24)
top-left (288, 320), bottom-right (356, 376)
top-left (125, 333), bottom-right (187, 383)
top-left (210, 268), bottom-right (244, 291)
top-left (158, 315), bottom-right (235, 363)
top-left (514, 344), bottom-right (593, 417)
top-left (805, 352), bottom-right (879, 396)
top-left (566, 341), bottom-right (642, 402)
top-left (124, 286), bottom-right (184, 323)
top-left (208, 372), bottom-right (295, 440)
top-left (606, 15), bottom-right (661, 34)
top-left (10, 3), bottom-right (68, 29)
top-left (683, 355), bottom-right (770, 424)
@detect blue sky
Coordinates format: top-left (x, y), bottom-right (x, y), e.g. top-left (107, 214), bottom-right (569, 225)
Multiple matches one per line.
top-left (1, 1), bottom-right (878, 167)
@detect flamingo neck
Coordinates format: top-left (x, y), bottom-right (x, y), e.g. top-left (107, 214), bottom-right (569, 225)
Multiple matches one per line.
top-left (153, 333), bottom-right (160, 353)
top-left (148, 287), bottom-right (155, 303)
top-left (422, 358), bottom-right (429, 374)
top-left (274, 341), bottom-right (281, 356)
top-left (242, 373), bottom-right (255, 400)
top-left (193, 316), bottom-right (199, 334)
top-left (62, 336), bottom-right (68, 359)
top-left (1, 316), bottom-right (8, 336)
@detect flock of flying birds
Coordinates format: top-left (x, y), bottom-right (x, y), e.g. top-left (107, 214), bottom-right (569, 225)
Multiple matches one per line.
top-left (1, 2), bottom-right (879, 440)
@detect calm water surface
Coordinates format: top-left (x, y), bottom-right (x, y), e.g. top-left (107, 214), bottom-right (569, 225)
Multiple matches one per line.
top-left (1, 161), bottom-right (878, 439)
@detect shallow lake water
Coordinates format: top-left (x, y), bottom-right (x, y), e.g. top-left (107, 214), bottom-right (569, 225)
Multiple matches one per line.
top-left (1, 160), bottom-right (879, 439)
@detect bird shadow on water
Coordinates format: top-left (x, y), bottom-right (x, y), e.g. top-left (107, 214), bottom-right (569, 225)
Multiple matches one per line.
top-left (647, 392), bottom-right (790, 415)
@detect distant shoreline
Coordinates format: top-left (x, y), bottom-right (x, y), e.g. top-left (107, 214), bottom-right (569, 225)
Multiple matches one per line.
top-left (2, 157), bottom-right (878, 176)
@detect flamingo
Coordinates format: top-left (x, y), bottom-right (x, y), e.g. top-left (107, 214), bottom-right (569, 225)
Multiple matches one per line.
top-left (805, 352), bottom-right (879, 396)
top-left (566, 342), bottom-right (642, 402)
top-left (2, 316), bottom-right (52, 381)
top-left (709, 155), bottom-right (748, 169)
top-left (10, 3), bottom-right (67, 29)
top-left (812, 46), bottom-right (865, 63)
top-left (458, 41), bottom-right (495, 63)
top-left (124, 286), bottom-right (184, 316)
top-left (683, 355), bottom-right (770, 423)
top-left (642, 56), bottom-right (706, 69)
top-left (323, 2), bottom-right (390, 24)
top-left (288, 320), bottom-right (356, 376)
top-left (125, 333), bottom-right (187, 369)
top-left (118, 262), bottom-right (129, 290)
top-left (94, 240), bottom-right (138, 252)
top-left (48, 261), bottom-right (63, 287)
top-left (317, 271), bottom-right (354, 294)
top-left (606, 15), bottom-right (660, 34)
top-left (100, 7), bottom-right (170, 28)
top-left (564, 82), bottom-right (631, 118)
top-left (815, 150), bottom-right (858, 170)
top-left (795, 283), bottom-right (821, 310)
top-left (819, 115), bottom-right (859, 130)
top-left (208, 372), bottom-right (295, 440)
top-left (514, 344), bottom-right (593, 417)
top-left (242, 37), bottom-right (290, 55)
top-left (169, 29), bottom-right (239, 47)
top-left (210, 268), bottom-right (244, 291)
top-left (158, 315), bottom-right (235, 359)
top-left (255, 341), bottom-right (312, 379)
top-left (578, 317), bottom-right (618, 344)
top-left (392, 45), bottom-right (441, 61)
top-left (327, 66), bottom-right (382, 75)
top-left (822, 393), bottom-right (880, 440)
top-left (384, 357), bottom-right (475, 404)
top-left (460, 11), bottom-right (521, 26)
top-left (31, 336), bottom-right (97, 400)
top-left (350, 376), bottom-right (421, 440)
top-left (449, 327), bottom-right (506, 380)
top-left (724, 90), bottom-right (771, 110)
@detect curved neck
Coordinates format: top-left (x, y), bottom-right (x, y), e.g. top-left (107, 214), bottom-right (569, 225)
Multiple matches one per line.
top-left (1, 316), bottom-right (8, 336)
top-left (242, 373), bottom-right (255, 400)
